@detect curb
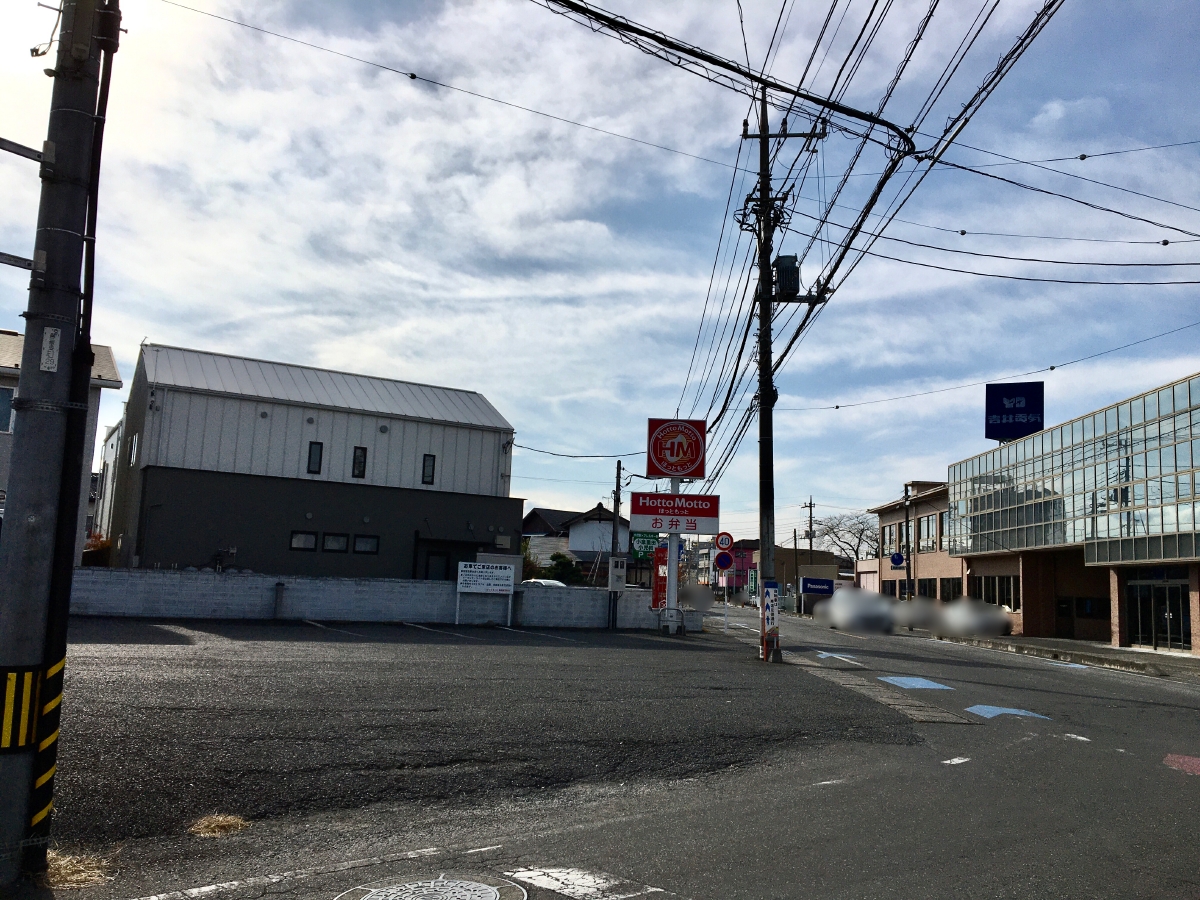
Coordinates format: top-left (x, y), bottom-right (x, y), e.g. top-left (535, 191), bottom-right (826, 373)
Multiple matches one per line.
top-left (936, 635), bottom-right (1200, 679)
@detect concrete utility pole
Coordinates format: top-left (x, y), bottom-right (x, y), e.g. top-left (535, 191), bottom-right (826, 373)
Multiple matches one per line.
top-left (609, 459), bottom-right (622, 629)
top-left (0, 0), bottom-right (120, 884)
top-left (904, 482), bottom-right (912, 599)
top-left (751, 87), bottom-right (783, 663)
top-left (808, 495), bottom-right (814, 566)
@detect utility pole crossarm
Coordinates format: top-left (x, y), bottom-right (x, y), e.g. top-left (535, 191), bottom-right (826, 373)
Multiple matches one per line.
top-left (535, 0), bottom-right (915, 156)
top-left (0, 137), bottom-right (44, 163)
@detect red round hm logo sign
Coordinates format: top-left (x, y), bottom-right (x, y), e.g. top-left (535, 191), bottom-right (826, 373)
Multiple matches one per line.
top-left (646, 418), bottom-right (706, 479)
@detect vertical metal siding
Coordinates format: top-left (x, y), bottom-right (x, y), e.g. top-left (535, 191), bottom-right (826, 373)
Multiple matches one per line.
top-left (149, 392), bottom-right (509, 495)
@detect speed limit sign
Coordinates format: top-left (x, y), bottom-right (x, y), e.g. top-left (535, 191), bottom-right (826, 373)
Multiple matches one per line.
top-left (715, 531), bottom-right (734, 552)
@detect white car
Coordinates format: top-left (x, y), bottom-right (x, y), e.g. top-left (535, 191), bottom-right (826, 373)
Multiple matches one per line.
top-left (520, 578), bottom-right (567, 587)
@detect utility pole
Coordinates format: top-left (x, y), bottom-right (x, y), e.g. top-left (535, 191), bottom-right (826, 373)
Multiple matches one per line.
top-left (792, 527), bottom-right (798, 613)
top-left (0, 0), bottom-right (121, 884)
top-left (808, 494), bottom-right (814, 566)
top-left (752, 86), bottom-right (781, 664)
top-left (903, 482), bottom-right (912, 600)
top-left (609, 459), bottom-right (622, 629)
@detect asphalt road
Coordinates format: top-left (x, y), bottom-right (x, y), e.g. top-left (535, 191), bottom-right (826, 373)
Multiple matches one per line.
top-left (26, 610), bottom-right (1200, 900)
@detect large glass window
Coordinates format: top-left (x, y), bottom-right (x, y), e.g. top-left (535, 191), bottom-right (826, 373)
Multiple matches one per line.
top-left (918, 514), bottom-right (937, 553)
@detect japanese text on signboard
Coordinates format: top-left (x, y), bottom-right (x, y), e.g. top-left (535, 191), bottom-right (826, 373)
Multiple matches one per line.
top-left (985, 382), bottom-right (1045, 442)
top-left (646, 419), bottom-right (706, 479)
top-left (628, 493), bottom-right (720, 534)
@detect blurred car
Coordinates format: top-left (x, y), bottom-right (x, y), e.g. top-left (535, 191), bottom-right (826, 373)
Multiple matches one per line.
top-left (893, 597), bottom-right (938, 630)
top-left (520, 578), bottom-right (567, 587)
top-left (935, 598), bottom-right (1013, 637)
top-left (821, 587), bottom-right (893, 634)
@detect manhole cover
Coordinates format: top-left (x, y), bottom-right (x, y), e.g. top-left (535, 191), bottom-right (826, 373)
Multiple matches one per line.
top-left (340, 873), bottom-right (525, 900)
top-left (364, 880), bottom-right (499, 900)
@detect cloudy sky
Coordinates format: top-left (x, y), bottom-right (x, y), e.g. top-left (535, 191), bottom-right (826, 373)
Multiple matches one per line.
top-left (3, 0), bottom-right (1200, 540)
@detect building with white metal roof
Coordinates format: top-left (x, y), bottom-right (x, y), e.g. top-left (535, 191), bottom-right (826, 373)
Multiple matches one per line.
top-left (103, 344), bottom-right (522, 578)
top-left (0, 330), bottom-right (123, 564)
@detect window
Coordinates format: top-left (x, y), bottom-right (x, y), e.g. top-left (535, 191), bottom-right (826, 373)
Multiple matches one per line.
top-left (352, 446), bottom-right (367, 479)
top-left (881, 523), bottom-right (897, 555)
top-left (917, 578), bottom-right (937, 598)
top-left (918, 514), bottom-right (937, 553)
top-left (353, 534), bottom-right (379, 554)
top-left (0, 387), bottom-right (12, 433)
top-left (307, 441), bottom-right (323, 474)
top-left (939, 577), bottom-right (963, 601)
top-left (290, 531), bottom-right (317, 551)
top-left (881, 580), bottom-right (898, 597)
top-left (129, 433), bottom-right (138, 467)
top-left (322, 533), bottom-right (349, 552)
top-left (939, 511), bottom-right (949, 551)
top-left (421, 453), bottom-right (436, 485)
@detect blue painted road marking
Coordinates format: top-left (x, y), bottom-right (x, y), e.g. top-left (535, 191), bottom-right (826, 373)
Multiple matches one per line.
top-left (966, 705), bottom-right (1050, 720)
top-left (879, 676), bottom-right (953, 690)
top-left (818, 652), bottom-right (855, 659)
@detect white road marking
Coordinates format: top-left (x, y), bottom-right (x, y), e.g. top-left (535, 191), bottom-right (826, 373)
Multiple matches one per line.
top-left (1061, 733), bottom-right (1092, 741)
top-left (498, 626), bottom-right (579, 643)
top-left (122, 848), bottom-right (441, 900)
top-left (817, 653), bottom-right (866, 667)
top-left (812, 779), bottom-right (846, 786)
top-left (942, 757), bottom-right (970, 765)
top-left (465, 845), bottom-right (504, 853)
top-left (507, 868), bottom-right (671, 899)
top-left (402, 622), bottom-right (486, 640)
top-left (302, 619), bottom-right (363, 637)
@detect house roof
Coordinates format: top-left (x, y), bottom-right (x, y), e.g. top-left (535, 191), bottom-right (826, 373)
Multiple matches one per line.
top-left (0, 332), bottom-right (122, 388)
top-left (867, 481), bottom-right (948, 515)
top-left (522, 508), bottom-right (582, 536)
top-left (560, 503), bottom-right (629, 529)
top-left (139, 344), bottom-right (511, 431)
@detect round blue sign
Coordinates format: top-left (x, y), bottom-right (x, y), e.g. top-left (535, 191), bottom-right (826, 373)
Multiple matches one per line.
top-left (714, 550), bottom-right (735, 571)
top-left (890, 551), bottom-right (905, 567)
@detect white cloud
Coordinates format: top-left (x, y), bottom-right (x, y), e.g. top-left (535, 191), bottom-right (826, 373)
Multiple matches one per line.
top-left (2, 0), bottom-right (1199, 538)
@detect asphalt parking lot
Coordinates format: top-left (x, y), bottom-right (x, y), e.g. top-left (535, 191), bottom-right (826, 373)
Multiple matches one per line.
top-left (27, 612), bottom-right (1200, 900)
top-left (54, 617), bottom-right (914, 847)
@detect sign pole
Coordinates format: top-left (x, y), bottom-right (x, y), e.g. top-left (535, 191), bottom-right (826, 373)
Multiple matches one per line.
top-left (666, 477), bottom-right (680, 624)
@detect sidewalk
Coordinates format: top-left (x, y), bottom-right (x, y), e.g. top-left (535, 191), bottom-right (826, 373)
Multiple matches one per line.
top-left (936, 632), bottom-right (1200, 680)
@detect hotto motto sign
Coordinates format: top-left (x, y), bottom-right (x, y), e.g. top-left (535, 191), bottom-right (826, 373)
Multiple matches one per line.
top-left (629, 493), bottom-right (720, 534)
top-left (646, 419), bottom-right (706, 478)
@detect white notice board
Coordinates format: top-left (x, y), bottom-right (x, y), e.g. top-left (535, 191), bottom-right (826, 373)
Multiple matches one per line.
top-left (457, 562), bottom-right (516, 594)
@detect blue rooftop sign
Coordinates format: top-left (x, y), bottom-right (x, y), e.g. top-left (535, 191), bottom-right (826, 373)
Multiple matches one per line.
top-left (985, 381), bottom-right (1044, 442)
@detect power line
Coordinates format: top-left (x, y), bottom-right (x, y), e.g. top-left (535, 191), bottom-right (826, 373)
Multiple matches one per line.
top-left (832, 242), bottom-right (1200, 284)
top-left (791, 208), bottom-right (1200, 266)
top-left (771, 318), bottom-right (1200, 412)
top-left (513, 443), bottom-right (644, 458)
top-left (156, 0), bottom-right (756, 173)
top-left (932, 158), bottom-right (1200, 239)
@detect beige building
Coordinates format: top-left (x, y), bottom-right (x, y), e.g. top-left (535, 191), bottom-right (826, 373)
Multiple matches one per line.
top-left (0, 331), bottom-right (122, 563)
top-left (866, 482), bottom-right (967, 602)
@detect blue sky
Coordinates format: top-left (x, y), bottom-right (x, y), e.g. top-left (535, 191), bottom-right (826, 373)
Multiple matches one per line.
top-left (2, 0), bottom-right (1199, 539)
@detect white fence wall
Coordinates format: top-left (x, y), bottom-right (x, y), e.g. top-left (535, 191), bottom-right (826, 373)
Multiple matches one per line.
top-left (70, 569), bottom-right (702, 631)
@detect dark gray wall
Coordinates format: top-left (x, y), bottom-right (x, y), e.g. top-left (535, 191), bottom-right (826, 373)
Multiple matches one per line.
top-left (133, 466), bottom-right (522, 578)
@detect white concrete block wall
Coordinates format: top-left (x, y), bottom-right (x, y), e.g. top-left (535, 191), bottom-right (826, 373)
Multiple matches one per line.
top-left (69, 570), bottom-right (703, 631)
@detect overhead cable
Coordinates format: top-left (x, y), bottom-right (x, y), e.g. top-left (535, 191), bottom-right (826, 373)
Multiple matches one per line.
top-left (771, 318), bottom-right (1200, 412)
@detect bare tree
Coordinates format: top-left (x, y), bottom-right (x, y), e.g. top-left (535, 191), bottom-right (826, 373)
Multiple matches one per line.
top-left (815, 513), bottom-right (879, 560)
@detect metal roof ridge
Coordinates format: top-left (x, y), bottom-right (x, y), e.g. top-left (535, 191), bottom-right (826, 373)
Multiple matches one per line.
top-left (141, 343), bottom-right (491, 399)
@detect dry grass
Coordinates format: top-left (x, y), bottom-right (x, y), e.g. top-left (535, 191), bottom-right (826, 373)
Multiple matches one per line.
top-left (188, 814), bottom-right (251, 837)
top-left (39, 849), bottom-right (117, 889)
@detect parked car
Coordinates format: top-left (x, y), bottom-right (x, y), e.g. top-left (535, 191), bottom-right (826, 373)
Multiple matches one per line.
top-left (521, 578), bottom-right (567, 587)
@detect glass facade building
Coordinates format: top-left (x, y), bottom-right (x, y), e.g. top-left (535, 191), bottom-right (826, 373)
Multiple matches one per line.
top-left (947, 372), bottom-right (1200, 566)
